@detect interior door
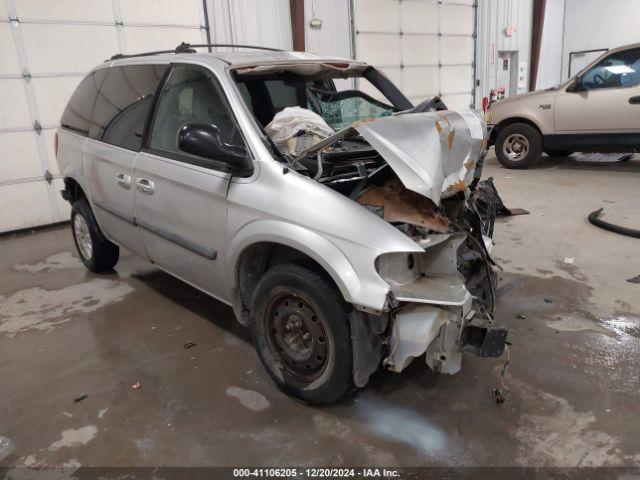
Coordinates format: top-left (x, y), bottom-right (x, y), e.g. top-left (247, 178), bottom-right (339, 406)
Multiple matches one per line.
top-left (555, 47), bottom-right (640, 133)
top-left (84, 64), bottom-right (169, 257)
top-left (134, 64), bottom-right (249, 301)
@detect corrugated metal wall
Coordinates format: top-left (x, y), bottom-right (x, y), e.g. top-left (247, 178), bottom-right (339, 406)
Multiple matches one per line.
top-left (475, 0), bottom-right (533, 106)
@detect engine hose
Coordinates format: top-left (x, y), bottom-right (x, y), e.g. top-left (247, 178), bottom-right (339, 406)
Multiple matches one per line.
top-left (588, 208), bottom-right (640, 239)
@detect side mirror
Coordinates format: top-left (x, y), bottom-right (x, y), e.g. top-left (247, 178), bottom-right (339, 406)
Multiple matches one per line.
top-left (569, 76), bottom-right (584, 92)
top-left (177, 122), bottom-right (252, 175)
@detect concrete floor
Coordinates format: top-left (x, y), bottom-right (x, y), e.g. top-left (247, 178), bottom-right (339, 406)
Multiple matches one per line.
top-left (1, 153), bottom-right (639, 469)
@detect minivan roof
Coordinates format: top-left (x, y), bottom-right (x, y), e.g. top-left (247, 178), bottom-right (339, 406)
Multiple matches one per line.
top-left (106, 48), bottom-right (365, 71)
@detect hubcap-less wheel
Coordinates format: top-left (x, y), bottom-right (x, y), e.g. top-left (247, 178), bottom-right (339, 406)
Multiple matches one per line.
top-left (503, 133), bottom-right (530, 162)
top-left (266, 292), bottom-right (329, 383)
top-left (73, 214), bottom-right (93, 261)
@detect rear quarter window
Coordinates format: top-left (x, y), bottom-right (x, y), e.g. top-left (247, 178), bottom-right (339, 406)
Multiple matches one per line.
top-left (89, 64), bottom-right (168, 151)
top-left (60, 69), bottom-right (107, 135)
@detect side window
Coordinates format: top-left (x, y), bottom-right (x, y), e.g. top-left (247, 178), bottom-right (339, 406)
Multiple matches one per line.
top-left (90, 64), bottom-right (168, 151)
top-left (149, 65), bottom-right (247, 164)
top-left (60, 69), bottom-right (107, 135)
top-left (581, 48), bottom-right (640, 90)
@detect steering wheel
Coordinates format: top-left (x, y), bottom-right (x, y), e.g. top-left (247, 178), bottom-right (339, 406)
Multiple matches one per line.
top-left (593, 74), bottom-right (605, 86)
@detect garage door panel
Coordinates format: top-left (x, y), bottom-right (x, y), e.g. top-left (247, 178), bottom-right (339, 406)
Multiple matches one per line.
top-left (0, 2), bottom-right (8, 19)
top-left (0, 131), bottom-right (42, 181)
top-left (122, 27), bottom-right (203, 54)
top-left (403, 66), bottom-right (439, 99)
top-left (402, 35), bottom-right (438, 66)
top-left (0, 24), bottom-right (21, 75)
top-left (441, 93), bottom-right (472, 111)
top-left (441, 65), bottom-right (473, 94)
top-left (0, 182), bottom-right (52, 231)
top-left (52, 177), bottom-right (71, 222)
top-left (400, 2), bottom-right (437, 35)
top-left (356, 33), bottom-right (400, 67)
top-left (0, 80), bottom-right (31, 130)
top-left (21, 24), bottom-right (117, 74)
top-left (43, 129), bottom-right (59, 175)
top-left (14, 0), bottom-right (114, 23)
top-left (120, 0), bottom-right (202, 26)
top-left (32, 77), bottom-right (82, 127)
top-left (440, 36), bottom-right (473, 65)
top-left (355, 0), bottom-right (399, 33)
top-left (440, 5), bottom-right (474, 35)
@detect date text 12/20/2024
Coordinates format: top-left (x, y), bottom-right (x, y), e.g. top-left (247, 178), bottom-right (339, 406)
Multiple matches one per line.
top-left (233, 468), bottom-right (400, 478)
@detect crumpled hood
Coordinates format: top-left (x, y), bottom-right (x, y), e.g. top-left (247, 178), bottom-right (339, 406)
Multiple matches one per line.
top-left (354, 110), bottom-right (486, 205)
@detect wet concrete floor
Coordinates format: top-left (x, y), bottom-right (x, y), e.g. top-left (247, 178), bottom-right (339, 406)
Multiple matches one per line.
top-left (1, 154), bottom-right (639, 468)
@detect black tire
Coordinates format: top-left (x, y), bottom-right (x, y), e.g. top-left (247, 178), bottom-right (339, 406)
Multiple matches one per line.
top-left (545, 149), bottom-right (574, 157)
top-left (249, 263), bottom-right (353, 405)
top-left (495, 123), bottom-right (543, 169)
top-left (71, 198), bottom-right (119, 272)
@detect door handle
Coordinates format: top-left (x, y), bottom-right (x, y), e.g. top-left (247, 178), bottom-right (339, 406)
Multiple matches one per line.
top-left (135, 177), bottom-right (155, 194)
top-left (115, 172), bottom-right (132, 188)
top-left (629, 96), bottom-right (640, 104)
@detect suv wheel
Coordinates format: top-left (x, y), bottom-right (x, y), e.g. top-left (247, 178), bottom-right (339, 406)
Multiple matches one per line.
top-left (495, 123), bottom-right (543, 169)
top-left (249, 263), bottom-right (353, 404)
top-left (71, 198), bottom-right (119, 272)
top-left (545, 149), bottom-right (574, 157)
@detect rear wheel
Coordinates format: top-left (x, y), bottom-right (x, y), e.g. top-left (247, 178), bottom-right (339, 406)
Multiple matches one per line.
top-left (71, 198), bottom-right (119, 272)
top-left (545, 149), bottom-right (574, 157)
top-left (249, 263), bottom-right (353, 404)
top-left (495, 123), bottom-right (543, 169)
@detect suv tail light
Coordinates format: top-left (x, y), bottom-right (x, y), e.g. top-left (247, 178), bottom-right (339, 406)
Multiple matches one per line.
top-left (54, 131), bottom-right (58, 158)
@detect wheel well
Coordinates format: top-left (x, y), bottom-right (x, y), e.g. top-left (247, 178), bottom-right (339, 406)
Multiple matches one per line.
top-left (491, 117), bottom-right (542, 143)
top-left (234, 242), bottom-right (338, 323)
top-left (63, 177), bottom-right (86, 204)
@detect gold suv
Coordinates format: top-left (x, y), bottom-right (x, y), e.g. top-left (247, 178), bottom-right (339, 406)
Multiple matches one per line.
top-left (487, 43), bottom-right (640, 169)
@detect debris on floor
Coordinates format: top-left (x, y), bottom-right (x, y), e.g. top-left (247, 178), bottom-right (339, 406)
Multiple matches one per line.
top-left (183, 341), bottom-right (197, 349)
top-left (73, 393), bottom-right (88, 403)
top-left (563, 257), bottom-right (575, 265)
top-left (588, 208), bottom-right (640, 239)
top-left (627, 275), bottom-right (640, 284)
top-left (573, 152), bottom-right (632, 163)
top-left (131, 382), bottom-right (141, 390)
top-left (544, 297), bottom-right (553, 303)
top-left (515, 313), bottom-right (526, 319)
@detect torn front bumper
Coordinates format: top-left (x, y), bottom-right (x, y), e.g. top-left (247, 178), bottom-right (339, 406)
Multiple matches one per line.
top-left (381, 233), bottom-right (506, 374)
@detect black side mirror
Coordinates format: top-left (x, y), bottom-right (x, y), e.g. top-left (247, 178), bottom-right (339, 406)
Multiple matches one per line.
top-left (569, 76), bottom-right (584, 92)
top-left (177, 122), bottom-right (252, 175)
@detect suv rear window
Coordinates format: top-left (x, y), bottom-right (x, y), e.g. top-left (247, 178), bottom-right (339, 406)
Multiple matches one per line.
top-left (61, 64), bottom-right (168, 151)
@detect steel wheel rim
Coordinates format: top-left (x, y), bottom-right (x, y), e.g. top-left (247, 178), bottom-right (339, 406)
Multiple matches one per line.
top-left (73, 214), bottom-right (93, 261)
top-left (503, 133), bottom-right (530, 161)
top-left (265, 291), bottom-right (329, 382)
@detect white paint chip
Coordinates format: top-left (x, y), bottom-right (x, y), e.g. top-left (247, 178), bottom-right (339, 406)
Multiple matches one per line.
top-left (97, 408), bottom-right (108, 419)
top-left (226, 386), bottom-right (269, 412)
top-left (48, 426), bottom-right (97, 451)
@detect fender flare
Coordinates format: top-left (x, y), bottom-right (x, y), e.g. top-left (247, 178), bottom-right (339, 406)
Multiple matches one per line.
top-left (227, 219), bottom-right (389, 311)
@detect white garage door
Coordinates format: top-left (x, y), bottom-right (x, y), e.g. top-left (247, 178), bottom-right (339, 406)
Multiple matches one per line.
top-left (353, 0), bottom-right (476, 111)
top-left (0, 0), bottom-right (208, 233)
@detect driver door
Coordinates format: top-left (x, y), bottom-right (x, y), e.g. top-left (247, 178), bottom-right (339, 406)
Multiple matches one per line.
top-left (555, 47), bottom-right (640, 133)
top-left (134, 64), bottom-right (247, 301)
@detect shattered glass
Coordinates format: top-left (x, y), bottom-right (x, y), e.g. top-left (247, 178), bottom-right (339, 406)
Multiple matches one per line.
top-left (309, 88), bottom-right (395, 131)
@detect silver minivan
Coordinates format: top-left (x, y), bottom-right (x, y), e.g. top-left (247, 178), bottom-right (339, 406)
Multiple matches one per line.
top-left (57, 44), bottom-right (506, 404)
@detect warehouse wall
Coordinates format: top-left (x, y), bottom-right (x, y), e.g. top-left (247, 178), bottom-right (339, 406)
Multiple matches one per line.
top-left (538, 0), bottom-right (640, 89)
top-left (475, 0), bottom-right (533, 107)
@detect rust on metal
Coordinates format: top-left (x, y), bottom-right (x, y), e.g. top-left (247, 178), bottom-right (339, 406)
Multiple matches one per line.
top-left (356, 177), bottom-right (450, 232)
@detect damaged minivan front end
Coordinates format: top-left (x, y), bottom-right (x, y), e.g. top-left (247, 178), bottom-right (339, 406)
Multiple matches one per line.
top-left (287, 109), bottom-right (506, 383)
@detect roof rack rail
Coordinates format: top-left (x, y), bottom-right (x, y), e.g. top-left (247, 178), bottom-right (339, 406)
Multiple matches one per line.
top-left (108, 42), bottom-right (284, 61)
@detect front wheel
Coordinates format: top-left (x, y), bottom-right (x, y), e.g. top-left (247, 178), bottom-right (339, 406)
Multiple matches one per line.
top-left (249, 263), bottom-right (353, 404)
top-left (495, 123), bottom-right (543, 169)
top-left (71, 198), bottom-right (119, 272)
